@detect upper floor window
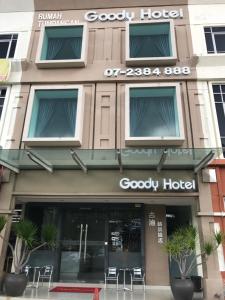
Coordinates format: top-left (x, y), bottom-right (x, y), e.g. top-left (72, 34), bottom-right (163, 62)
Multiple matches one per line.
top-left (126, 20), bottom-right (177, 66)
top-left (212, 84), bottom-right (225, 150)
top-left (36, 24), bottom-right (87, 68)
top-left (0, 34), bottom-right (18, 59)
top-left (125, 83), bottom-right (184, 146)
top-left (0, 88), bottom-right (6, 120)
top-left (204, 27), bottom-right (225, 54)
top-left (23, 85), bottom-right (84, 146)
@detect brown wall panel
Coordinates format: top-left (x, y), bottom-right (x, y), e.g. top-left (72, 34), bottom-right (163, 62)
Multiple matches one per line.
top-left (145, 205), bottom-right (169, 285)
top-left (187, 82), bottom-right (206, 148)
top-left (112, 28), bottom-right (123, 62)
top-left (87, 29), bottom-right (95, 65)
top-left (175, 25), bottom-right (190, 62)
top-left (180, 82), bottom-right (193, 148)
top-left (81, 84), bottom-right (95, 148)
top-left (104, 28), bottom-right (113, 61)
top-left (116, 84), bottom-right (125, 149)
top-left (121, 29), bottom-right (125, 65)
top-left (94, 84), bottom-right (116, 148)
top-left (9, 85), bottom-right (30, 149)
top-left (94, 29), bottom-right (105, 61)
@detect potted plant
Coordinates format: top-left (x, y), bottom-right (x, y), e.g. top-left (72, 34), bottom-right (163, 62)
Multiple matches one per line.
top-left (0, 215), bottom-right (56, 297)
top-left (164, 225), bottom-right (224, 300)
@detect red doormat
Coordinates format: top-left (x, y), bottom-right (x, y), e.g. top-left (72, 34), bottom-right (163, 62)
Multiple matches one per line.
top-left (50, 286), bottom-right (101, 293)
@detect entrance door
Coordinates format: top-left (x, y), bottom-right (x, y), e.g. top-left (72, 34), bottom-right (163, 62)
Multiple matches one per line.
top-left (108, 209), bottom-right (143, 283)
top-left (60, 209), bottom-right (106, 282)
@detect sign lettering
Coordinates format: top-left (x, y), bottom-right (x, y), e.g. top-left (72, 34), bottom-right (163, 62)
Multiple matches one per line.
top-left (119, 177), bottom-right (196, 192)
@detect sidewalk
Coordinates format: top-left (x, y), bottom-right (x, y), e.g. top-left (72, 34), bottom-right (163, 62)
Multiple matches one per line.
top-left (0, 284), bottom-right (204, 300)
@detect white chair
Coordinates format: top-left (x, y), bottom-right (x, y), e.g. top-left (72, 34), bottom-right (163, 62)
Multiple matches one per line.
top-left (36, 265), bottom-right (53, 289)
top-left (23, 265), bottom-right (31, 277)
top-left (104, 267), bottom-right (119, 289)
top-left (23, 265), bottom-right (32, 287)
top-left (130, 267), bottom-right (145, 291)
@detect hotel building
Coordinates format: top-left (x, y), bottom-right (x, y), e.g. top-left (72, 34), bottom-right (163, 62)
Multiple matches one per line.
top-left (0, 1), bottom-right (224, 299)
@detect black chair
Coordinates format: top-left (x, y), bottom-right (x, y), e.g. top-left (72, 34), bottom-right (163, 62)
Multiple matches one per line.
top-left (130, 267), bottom-right (145, 291)
top-left (104, 267), bottom-right (119, 289)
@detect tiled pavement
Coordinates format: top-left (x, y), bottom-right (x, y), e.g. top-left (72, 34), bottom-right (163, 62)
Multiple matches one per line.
top-left (0, 284), bottom-right (204, 300)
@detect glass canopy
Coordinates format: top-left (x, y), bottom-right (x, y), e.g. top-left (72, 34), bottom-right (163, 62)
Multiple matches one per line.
top-left (0, 148), bottom-right (221, 174)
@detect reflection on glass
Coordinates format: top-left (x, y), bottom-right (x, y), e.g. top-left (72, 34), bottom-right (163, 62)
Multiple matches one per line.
top-left (109, 216), bottom-right (141, 253)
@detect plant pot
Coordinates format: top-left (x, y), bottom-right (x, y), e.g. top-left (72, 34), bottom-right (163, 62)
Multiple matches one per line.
top-left (191, 275), bottom-right (202, 292)
top-left (171, 278), bottom-right (194, 300)
top-left (4, 273), bottom-right (28, 297)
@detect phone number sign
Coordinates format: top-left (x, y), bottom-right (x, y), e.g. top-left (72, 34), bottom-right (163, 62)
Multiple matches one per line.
top-left (104, 66), bottom-right (191, 77)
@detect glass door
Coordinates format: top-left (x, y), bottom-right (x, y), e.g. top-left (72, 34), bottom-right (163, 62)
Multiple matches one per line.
top-left (108, 209), bottom-right (143, 283)
top-left (60, 209), bottom-right (106, 282)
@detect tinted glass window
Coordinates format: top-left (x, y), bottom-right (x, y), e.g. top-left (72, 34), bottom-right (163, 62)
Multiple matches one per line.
top-left (28, 89), bottom-right (78, 138)
top-left (41, 26), bottom-right (83, 61)
top-left (204, 27), bottom-right (225, 54)
top-left (213, 84), bottom-right (225, 153)
top-left (214, 34), bottom-right (225, 53)
top-left (0, 88), bottom-right (6, 120)
top-left (129, 87), bottom-right (179, 137)
top-left (0, 34), bottom-right (18, 58)
top-left (129, 22), bottom-right (171, 58)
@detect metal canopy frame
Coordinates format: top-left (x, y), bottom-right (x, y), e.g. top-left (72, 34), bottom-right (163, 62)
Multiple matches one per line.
top-left (70, 149), bottom-right (87, 173)
top-left (117, 149), bottom-right (123, 173)
top-left (157, 149), bottom-right (168, 172)
top-left (0, 159), bottom-right (19, 174)
top-left (26, 150), bottom-right (53, 173)
top-left (194, 150), bottom-right (215, 173)
top-left (0, 148), bottom-right (219, 173)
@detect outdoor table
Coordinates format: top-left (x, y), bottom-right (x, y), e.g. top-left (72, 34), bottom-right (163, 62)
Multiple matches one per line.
top-left (119, 268), bottom-right (132, 291)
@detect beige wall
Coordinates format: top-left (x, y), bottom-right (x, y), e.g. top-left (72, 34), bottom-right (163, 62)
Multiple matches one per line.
top-left (33, 0), bottom-right (189, 11)
top-left (14, 170), bottom-right (197, 195)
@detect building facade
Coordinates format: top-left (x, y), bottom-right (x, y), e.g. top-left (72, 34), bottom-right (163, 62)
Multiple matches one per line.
top-left (0, 1), bottom-right (224, 299)
top-left (0, 0), bottom-right (34, 275)
top-left (189, 2), bottom-right (225, 284)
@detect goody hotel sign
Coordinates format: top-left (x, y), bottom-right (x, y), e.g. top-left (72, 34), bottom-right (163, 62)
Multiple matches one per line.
top-left (84, 9), bottom-right (184, 22)
top-left (119, 177), bottom-right (196, 192)
top-left (37, 8), bottom-right (184, 26)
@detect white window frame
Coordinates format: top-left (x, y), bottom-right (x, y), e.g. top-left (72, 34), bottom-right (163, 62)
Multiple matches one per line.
top-left (0, 34), bottom-right (18, 59)
top-left (204, 26), bottom-right (225, 55)
top-left (0, 86), bottom-right (10, 144)
top-left (125, 20), bottom-right (177, 66)
top-left (209, 82), bottom-right (225, 152)
top-left (35, 23), bottom-right (88, 68)
top-left (23, 85), bottom-right (84, 146)
top-left (125, 83), bottom-right (184, 146)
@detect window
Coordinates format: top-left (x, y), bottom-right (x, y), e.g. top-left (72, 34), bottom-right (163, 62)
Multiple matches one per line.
top-left (23, 86), bottom-right (84, 145)
top-left (0, 88), bottom-right (6, 120)
top-left (126, 20), bottom-right (177, 66)
top-left (36, 24), bottom-right (87, 68)
top-left (212, 84), bottom-right (225, 151)
top-left (0, 34), bottom-right (18, 58)
top-left (125, 83), bottom-right (184, 145)
top-left (204, 27), bottom-right (225, 54)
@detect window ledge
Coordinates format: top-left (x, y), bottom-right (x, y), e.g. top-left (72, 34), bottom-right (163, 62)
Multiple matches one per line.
top-left (35, 59), bottom-right (86, 69)
top-left (125, 56), bottom-right (177, 66)
top-left (23, 138), bottom-right (81, 146)
top-left (125, 137), bottom-right (184, 146)
top-left (194, 54), bottom-right (225, 67)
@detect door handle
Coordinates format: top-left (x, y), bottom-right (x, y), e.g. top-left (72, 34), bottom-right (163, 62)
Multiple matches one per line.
top-left (79, 224), bottom-right (83, 259)
top-left (84, 224), bottom-right (88, 261)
